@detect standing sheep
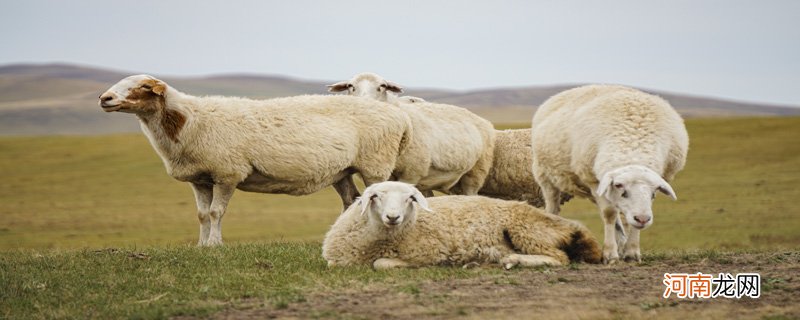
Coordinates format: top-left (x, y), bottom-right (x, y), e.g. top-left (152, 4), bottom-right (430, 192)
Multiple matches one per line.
top-left (98, 75), bottom-right (417, 246)
top-left (322, 181), bottom-right (601, 269)
top-left (329, 73), bottom-right (568, 207)
top-left (530, 84), bottom-right (688, 263)
top-left (328, 73), bottom-right (495, 196)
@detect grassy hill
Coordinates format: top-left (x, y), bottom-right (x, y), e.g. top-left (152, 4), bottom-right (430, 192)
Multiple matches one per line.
top-left (1, 63), bottom-right (799, 135)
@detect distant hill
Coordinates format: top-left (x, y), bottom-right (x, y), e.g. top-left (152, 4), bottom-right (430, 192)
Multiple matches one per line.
top-left (1, 63), bottom-right (798, 135)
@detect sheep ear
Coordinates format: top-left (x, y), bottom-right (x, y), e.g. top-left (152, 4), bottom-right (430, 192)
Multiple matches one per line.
top-left (151, 80), bottom-right (166, 96)
top-left (410, 189), bottom-right (432, 212)
top-left (385, 81), bottom-right (403, 93)
top-left (142, 79), bottom-right (167, 96)
top-left (359, 190), bottom-right (375, 216)
top-left (657, 180), bottom-right (678, 201)
top-left (596, 172), bottom-right (614, 200)
top-left (327, 81), bottom-right (350, 93)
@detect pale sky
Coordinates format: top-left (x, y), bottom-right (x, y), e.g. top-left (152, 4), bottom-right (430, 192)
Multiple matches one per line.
top-left (1, 0), bottom-right (799, 106)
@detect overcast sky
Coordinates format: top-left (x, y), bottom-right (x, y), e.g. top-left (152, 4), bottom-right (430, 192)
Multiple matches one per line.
top-left (1, 0), bottom-right (798, 105)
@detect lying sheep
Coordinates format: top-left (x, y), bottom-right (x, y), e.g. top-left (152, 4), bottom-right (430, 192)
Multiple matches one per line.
top-left (99, 75), bottom-right (417, 246)
top-left (530, 84), bottom-right (689, 263)
top-left (322, 181), bottom-right (602, 269)
top-left (328, 73), bottom-right (495, 196)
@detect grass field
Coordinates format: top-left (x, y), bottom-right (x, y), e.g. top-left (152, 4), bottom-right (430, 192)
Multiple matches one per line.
top-left (1, 117), bottom-right (798, 250)
top-left (1, 116), bottom-right (799, 318)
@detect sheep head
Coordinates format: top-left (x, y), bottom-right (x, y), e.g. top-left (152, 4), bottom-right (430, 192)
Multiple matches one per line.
top-left (327, 72), bottom-right (403, 102)
top-left (358, 181), bottom-right (431, 228)
top-left (596, 165), bottom-right (677, 230)
top-left (99, 75), bottom-right (168, 114)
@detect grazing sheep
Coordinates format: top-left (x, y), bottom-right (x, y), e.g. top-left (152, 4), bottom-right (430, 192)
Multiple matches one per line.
top-left (322, 181), bottom-right (602, 269)
top-left (99, 74), bottom-right (417, 246)
top-left (328, 73), bottom-right (495, 196)
top-left (530, 84), bottom-right (688, 263)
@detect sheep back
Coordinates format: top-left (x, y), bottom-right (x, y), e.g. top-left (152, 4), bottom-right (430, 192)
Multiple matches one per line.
top-left (531, 85), bottom-right (688, 196)
top-left (165, 94), bottom-right (414, 195)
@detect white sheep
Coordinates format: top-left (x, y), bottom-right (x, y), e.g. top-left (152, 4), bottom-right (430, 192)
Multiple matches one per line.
top-left (327, 72), bottom-right (424, 105)
top-left (530, 84), bottom-right (689, 264)
top-left (327, 73), bottom-right (495, 196)
top-left (99, 74), bottom-right (418, 246)
top-left (322, 181), bottom-right (602, 269)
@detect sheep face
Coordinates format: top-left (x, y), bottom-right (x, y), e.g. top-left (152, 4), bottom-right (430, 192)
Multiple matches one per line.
top-left (327, 72), bottom-right (403, 102)
top-left (358, 181), bottom-right (431, 228)
top-left (596, 165), bottom-right (677, 230)
top-left (99, 75), bottom-right (167, 114)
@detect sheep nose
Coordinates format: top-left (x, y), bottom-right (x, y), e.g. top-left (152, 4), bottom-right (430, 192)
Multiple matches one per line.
top-left (99, 93), bottom-right (115, 102)
top-left (634, 215), bottom-right (651, 224)
top-left (387, 215), bottom-right (399, 223)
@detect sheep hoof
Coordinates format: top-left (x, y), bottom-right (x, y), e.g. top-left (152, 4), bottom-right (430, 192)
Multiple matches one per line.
top-left (602, 253), bottom-right (619, 265)
top-left (623, 252), bottom-right (641, 263)
top-left (462, 262), bottom-right (481, 269)
top-left (504, 263), bottom-right (516, 270)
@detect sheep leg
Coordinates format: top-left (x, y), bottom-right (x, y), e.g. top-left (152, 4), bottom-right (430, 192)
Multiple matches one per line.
top-left (622, 228), bottom-right (642, 263)
top-left (538, 179), bottom-right (562, 215)
top-left (615, 215), bottom-right (628, 255)
top-left (206, 183), bottom-right (236, 246)
top-left (501, 254), bottom-right (563, 270)
top-left (373, 258), bottom-right (411, 270)
top-left (191, 183), bottom-right (213, 246)
top-left (332, 175), bottom-right (360, 211)
top-left (598, 199), bottom-right (620, 264)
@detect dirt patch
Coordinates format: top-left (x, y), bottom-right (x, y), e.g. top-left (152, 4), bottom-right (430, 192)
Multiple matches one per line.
top-left (208, 252), bottom-right (799, 319)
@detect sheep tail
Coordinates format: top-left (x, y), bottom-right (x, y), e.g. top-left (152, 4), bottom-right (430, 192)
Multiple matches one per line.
top-left (563, 226), bottom-right (603, 264)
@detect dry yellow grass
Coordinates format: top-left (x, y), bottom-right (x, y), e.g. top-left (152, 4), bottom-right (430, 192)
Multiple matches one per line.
top-left (0, 117), bottom-right (798, 250)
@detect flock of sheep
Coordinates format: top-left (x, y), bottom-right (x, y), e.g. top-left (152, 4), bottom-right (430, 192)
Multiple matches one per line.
top-left (98, 72), bottom-right (688, 267)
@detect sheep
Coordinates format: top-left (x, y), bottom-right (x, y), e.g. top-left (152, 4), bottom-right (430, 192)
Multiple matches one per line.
top-left (322, 181), bottom-right (602, 269)
top-left (98, 74), bottom-right (418, 246)
top-left (474, 129), bottom-right (572, 207)
top-left (327, 73), bottom-right (495, 196)
top-left (327, 72), bottom-right (424, 106)
top-left (530, 84), bottom-right (689, 264)
top-left (329, 73), bottom-right (570, 207)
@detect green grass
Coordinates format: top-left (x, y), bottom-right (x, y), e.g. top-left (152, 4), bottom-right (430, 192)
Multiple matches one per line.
top-left (0, 242), bottom-right (486, 318)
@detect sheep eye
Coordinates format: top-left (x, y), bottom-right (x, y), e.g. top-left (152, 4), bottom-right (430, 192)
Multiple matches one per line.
top-left (369, 194), bottom-right (378, 200)
top-left (141, 84), bottom-right (152, 90)
top-left (621, 191), bottom-right (628, 198)
top-left (614, 183), bottom-right (624, 188)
